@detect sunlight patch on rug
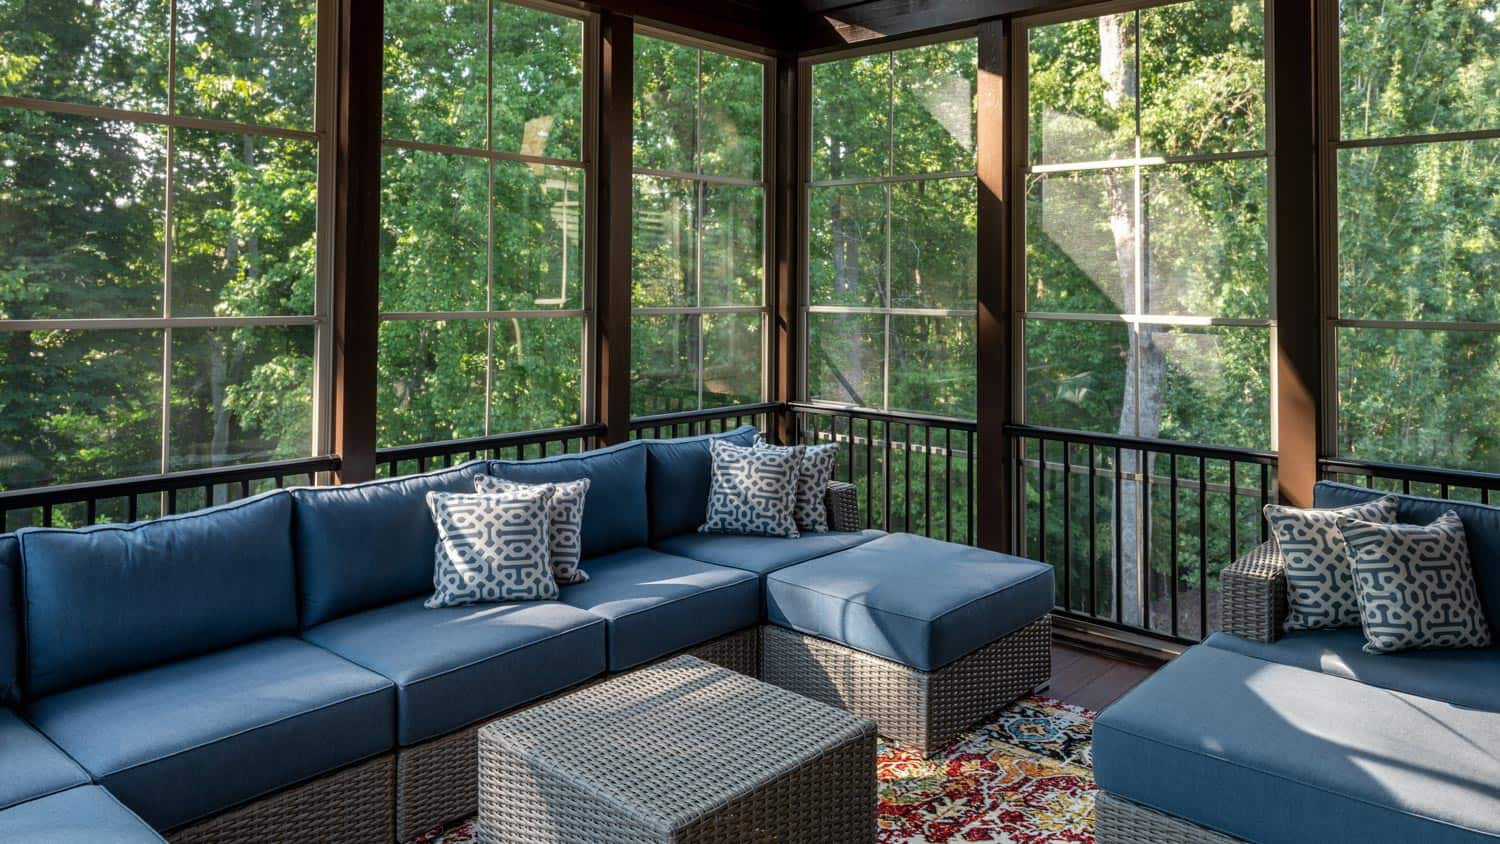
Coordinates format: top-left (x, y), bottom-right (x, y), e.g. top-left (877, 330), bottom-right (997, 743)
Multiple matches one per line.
top-left (410, 695), bottom-right (1098, 844)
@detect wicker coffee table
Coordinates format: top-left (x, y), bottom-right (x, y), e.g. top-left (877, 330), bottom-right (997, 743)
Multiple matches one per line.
top-left (477, 655), bottom-right (878, 843)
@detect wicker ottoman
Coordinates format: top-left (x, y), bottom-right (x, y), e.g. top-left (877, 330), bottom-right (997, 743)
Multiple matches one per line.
top-left (477, 655), bottom-right (877, 843)
top-left (760, 533), bottom-right (1054, 753)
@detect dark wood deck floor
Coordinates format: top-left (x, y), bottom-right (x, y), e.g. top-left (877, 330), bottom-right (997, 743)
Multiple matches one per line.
top-left (1045, 642), bottom-right (1161, 713)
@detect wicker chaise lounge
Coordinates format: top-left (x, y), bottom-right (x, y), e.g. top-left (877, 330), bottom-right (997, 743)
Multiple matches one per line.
top-left (1093, 481), bottom-right (1500, 844)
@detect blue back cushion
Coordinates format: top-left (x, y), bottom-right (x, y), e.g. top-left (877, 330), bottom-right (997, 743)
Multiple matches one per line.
top-left (0, 536), bottom-right (18, 706)
top-left (642, 426), bottom-right (759, 542)
top-left (1316, 480), bottom-right (1500, 631)
top-left (489, 440), bottom-right (647, 558)
top-left (20, 491), bottom-right (297, 698)
top-left (291, 461), bottom-right (486, 627)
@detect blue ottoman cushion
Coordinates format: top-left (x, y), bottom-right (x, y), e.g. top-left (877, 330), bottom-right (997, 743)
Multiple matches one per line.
top-left (560, 548), bottom-right (759, 671)
top-left (301, 596), bottom-right (607, 745)
top-left (0, 709), bottom-right (88, 811)
top-left (27, 637), bottom-right (394, 831)
top-left (1095, 645), bottom-right (1500, 843)
top-left (765, 533), bottom-right (1054, 671)
top-left (0, 786), bottom-right (165, 843)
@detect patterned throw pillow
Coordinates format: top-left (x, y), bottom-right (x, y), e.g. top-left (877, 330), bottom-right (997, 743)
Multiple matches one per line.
top-left (756, 437), bottom-right (839, 533)
top-left (425, 487), bottom-right (557, 608)
top-left (1264, 496), bottom-right (1399, 631)
top-left (700, 439), bottom-right (803, 538)
top-left (1340, 511), bottom-right (1493, 654)
top-left (475, 475), bottom-right (590, 585)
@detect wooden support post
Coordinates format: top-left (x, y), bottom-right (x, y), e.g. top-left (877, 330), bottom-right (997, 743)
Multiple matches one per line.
top-left (329, 0), bottom-right (382, 483)
top-left (596, 12), bottom-right (634, 446)
top-left (772, 54), bottom-right (800, 445)
top-left (975, 20), bottom-right (1011, 551)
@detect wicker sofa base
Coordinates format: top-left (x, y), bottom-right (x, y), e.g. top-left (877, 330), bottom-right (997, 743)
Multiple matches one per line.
top-left (168, 753), bottom-right (395, 844)
top-left (394, 626), bottom-right (760, 841)
top-left (1094, 791), bottom-right (1246, 844)
top-left (759, 615), bottom-right (1051, 754)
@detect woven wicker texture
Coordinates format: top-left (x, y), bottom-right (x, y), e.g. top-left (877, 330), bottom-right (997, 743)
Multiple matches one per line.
top-left (760, 616), bottom-right (1051, 754)
top-left (168, 753), bottom-right (394, 844)
top-left (478, 655), bottom-right (877, 843)
top-left (396, 627), bottom-right (761, 841)
top-left (826, 482), bottom-right (861, 533)
top-left (1095, 791), bottom-right (1246, 844)
top-left (1220, 540), bottom-right (1288, 643)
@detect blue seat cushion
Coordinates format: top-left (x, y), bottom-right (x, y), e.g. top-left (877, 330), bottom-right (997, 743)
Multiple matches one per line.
top-left (301, 597), bottom-right (607, 746)
top-left (1316, 480), bottom-right (1500, 632)
top-left (0, 709), bottom-right (88, 811)
top-left (654, 530), bottom-right (886, 611)
top-left (20, 491), bottom-right (297, 698)
top-left (27, 637), bottom-right (394, 831)
top-left (489, 440), bottom-right (648, 559)
top-left (642, 425), bottom-right (759, 542)
top-left (1205, 630), bottom-right (1500, 712)
top-left (1095, 645), bottom-right (1500, 843)
top-left (291, 461), bottom-right (487, 627)
top-left (560, 548), bottom-right (759, 671)
top-left (765, 533), bottom-right (1054, 671)
top-left (0, 786), bottom-right (165, 843)
top-left (0, 535), bottom-right (18, 706)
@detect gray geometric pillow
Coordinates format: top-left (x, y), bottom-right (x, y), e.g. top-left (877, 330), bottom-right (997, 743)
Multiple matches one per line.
top-left (425, 487), bottom-right (557, 608)
top-left (700, 439), bottom-right (803, 538)
top-left (756, 437), bottom-right (839, 533)
top-left (1340, 511), bottom-right (1492, 654)
top-left (1264, 495), bottom-right (1399, 631)
top-left (475, 474), bottom-right (590, 585)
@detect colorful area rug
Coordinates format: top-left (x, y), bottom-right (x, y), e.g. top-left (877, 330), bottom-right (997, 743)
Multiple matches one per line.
top-left (411, 695), bottom-right (1097, 844)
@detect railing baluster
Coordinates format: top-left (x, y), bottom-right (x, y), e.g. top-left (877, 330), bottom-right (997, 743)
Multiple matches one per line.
top-left (882, 419), bottom-right (892, 532)
top-left (945, 427), bottom-right (953, 543)
top-left (1260, 464), bottom-right (1270, 542)
top-left (865, 419), bottom-right (874, 530)
top-left (1063, 442), bottom-right (1073, 613)
top-left (1199, 456), bottom-right (1208, 640)
top-left (1038, 439), bottom-right (1047, 569)
top-left (1141, 449), bottom-right (1152, 632)
top-left (43, 503), bottom-right (53, 528)
top-left (1170, 452), bottom-right (1178, 638)
top-left (1229, 461), bottom-right (1238, 560)
top-left (1088, 443), bottom-right (1097, 618)
top-left (1114, 445), bottom-right (1123, 624)
top-left (86, 498), bottom-right (97, 526)
top-left (965, 429), bottom-right (974, 547)
top-left (903, 422), bottom-right (912, 534)
top-left (924, 425), bottom-right (932, 539)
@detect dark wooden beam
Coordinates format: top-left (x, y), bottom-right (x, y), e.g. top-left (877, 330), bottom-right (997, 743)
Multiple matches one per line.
top-left (975, 19), bottom-right (1009, 552)
top-left (585, 1), bottom-right (785, 51)
top-left (798, 0), bottom-right (1094, 53)
top-left (596, 12), bottom-right (634, 445)
top-left (1272, 0), bottom-right (1320, 507)
top-left (329, 0), bottom-right (382, 482)
top-left (771, 54), bottom-right (801, 445)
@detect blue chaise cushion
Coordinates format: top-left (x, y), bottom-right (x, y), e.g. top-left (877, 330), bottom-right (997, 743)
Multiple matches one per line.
top-left (291, 461), bottom-right (487, 627)
top-left (1203, 629), bottom-right (1500, 712)
top-left (1094, 644), bottom-right (1500, 843)
top-left (765, 533), bottom-right (1054, 671)
top-left (0, 536), bottom-right (18, 706)
top-left (0, 786), bottom-right (165, 843)
top-left (1315, 480), bottom-right (1500, 631)
top-left (301, 597), bottom-right (607, 745)
top-left (641, 425), bottom-right (759, 542)
top-left (27, 637), bottom-right (394, 831)
top-left (654, 529), bottom-right (884, 586)
top-left (489, 440), bottom-right (647, 559)
top-left (559, 548), bottom-right (759, 671)
top-left (0, 709), bottom-right (89, 812)
top-left (20, 491), bottom-right (297, 698)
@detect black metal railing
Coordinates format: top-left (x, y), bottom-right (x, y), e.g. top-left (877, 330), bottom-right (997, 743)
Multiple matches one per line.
top-left (0, 455), bottom-right (342, 531)
top-left (628, 402), bottom-right (781, 439)
top-left (1320, 457), bottom-right (1500, 505)
top-left (791, 403), bottom-right (977, 544)
top-left (1008, 424), bottom-right (1279, 646)
top-left (374, 425), bottom-right (608, 478)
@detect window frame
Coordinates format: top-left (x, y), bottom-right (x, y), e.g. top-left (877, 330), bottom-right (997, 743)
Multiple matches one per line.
top-left (797, 28), bottom-right (980, 420)
top-left (627, 25), bottom-right (774, 419)
top-left (1009, 0), bottom-right (1278, 449)
top-left (376, 0), bottom-right (599, 445)
top-left (0, 0), bottom-right (340, 476)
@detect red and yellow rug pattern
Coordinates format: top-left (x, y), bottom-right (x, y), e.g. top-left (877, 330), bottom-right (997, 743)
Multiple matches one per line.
top-left (413, 695), bottom-right (1097, 844)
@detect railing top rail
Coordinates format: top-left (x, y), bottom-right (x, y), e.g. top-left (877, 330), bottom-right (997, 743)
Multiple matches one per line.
top-left (1005, 423), bottom-right (1278, 465)
top-left (375, 424), bottom-right (607, 462)
top-left (1320, 457), bottom-right (1500, 491)
top-left (0, 455), bottom-right (342, 510)
top-left (790, 401), bottom-right (978, 431)
top-left (629, 402), bottom-right (782, 429)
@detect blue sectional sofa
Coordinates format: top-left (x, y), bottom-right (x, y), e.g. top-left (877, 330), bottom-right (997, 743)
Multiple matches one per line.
top-left (1093, 481), bottom-right (1500, 843)
top-left (0, 424), bottom-right (1053, 842)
